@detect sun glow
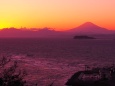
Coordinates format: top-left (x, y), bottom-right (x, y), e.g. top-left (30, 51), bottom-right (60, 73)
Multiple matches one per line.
top-left (0, 0), bottom-right (115, 30)
top-left (0, 22), bottom-right (12, 29)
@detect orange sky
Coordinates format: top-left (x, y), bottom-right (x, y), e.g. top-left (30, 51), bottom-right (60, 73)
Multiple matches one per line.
top-left (0, 0), bottom-right (115, 31)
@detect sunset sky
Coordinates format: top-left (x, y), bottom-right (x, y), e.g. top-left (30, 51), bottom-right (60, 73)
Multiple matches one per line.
top-left (0, 0), bottom-right (115, 31)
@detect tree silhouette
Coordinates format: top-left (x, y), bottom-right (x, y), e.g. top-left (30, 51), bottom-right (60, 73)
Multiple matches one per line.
top-left (0, 56), bottom-right (27, 86)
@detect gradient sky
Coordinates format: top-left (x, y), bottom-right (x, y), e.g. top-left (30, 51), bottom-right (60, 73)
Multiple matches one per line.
top-left (0, 0), bottom-right (115, 31)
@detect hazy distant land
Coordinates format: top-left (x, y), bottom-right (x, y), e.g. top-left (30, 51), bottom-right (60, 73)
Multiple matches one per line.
top-left (0, 22), bottom-right (115, 39)
top-left (73, 35), bottom-right (96, 39)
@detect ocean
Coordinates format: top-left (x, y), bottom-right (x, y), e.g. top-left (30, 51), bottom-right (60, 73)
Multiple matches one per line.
top-left (0, 38), bottom-right (115, 86)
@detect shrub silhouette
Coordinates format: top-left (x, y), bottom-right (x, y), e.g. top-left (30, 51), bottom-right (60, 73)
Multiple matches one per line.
top-left (0, 56), bottom-right (27, 86)
top-left (0, 56), bottom-right (54, 86)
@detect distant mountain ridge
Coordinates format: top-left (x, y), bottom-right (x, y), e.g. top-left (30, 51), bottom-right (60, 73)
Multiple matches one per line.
top-left (0, 27), bottom-right (63, 38)
top-left (0, 22), bottom-right (115, 38)
top-left (67, 22), bottom-right (112, 34)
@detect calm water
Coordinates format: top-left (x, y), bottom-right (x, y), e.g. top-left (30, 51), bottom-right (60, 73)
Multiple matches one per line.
top-left (0, 38), bottom-right (115, 61)
top-left (0, 38), bottom-right (115, 85)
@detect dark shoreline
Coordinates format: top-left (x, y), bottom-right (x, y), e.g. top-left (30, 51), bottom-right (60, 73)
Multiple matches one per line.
top-left (66, 65), bottom-right (115, 86)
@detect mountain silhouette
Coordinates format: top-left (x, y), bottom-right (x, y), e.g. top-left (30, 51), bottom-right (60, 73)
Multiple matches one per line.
top-left (0, 23), bottom-right (114, 38)
top-left (0, 27), bottom-right (63, 38)
top-left (67, 22), bottom-right (111, 34)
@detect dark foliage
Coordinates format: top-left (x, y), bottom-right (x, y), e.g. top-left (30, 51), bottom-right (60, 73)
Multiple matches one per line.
top-left (0, 56), bottom-right (54, 86)
top-left (0, 56), bottom-right (27, 86)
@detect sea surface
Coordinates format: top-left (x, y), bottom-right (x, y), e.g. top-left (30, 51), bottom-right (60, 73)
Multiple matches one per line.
top-left (0, 38), bottom-right (115, 86)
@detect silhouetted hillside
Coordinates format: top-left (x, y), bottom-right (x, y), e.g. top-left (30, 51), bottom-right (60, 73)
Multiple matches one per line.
top-left (0, 27), bottom-right (63, 38)
top-left (67, 22), bottom-right (112, 34)
top-left (0, 23), bottom-right (115, 38)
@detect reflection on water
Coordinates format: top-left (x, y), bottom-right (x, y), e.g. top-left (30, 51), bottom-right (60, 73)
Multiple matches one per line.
top-left (0, 38), bottom-right (115, 85)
